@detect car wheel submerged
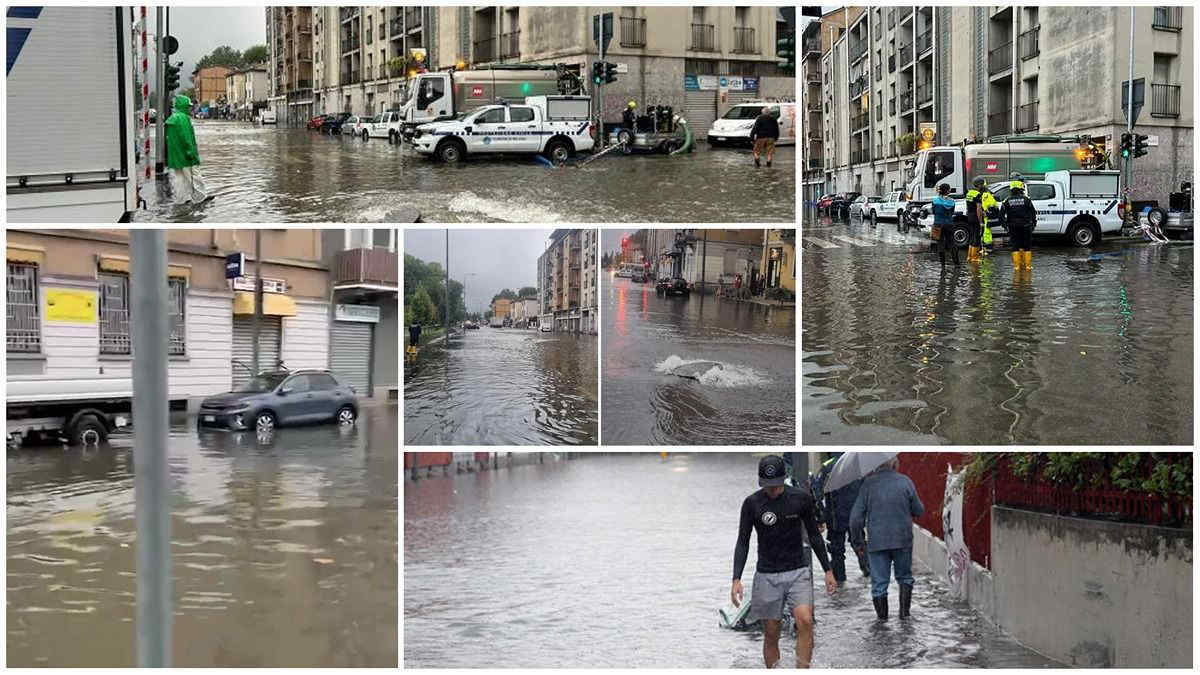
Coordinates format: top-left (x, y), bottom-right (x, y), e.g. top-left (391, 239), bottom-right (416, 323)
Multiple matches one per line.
top-left (68, 414), bottom-right (108, 447)
top-left (337, 406), bottom-right (356, 426)
top-left (545, 140), bottom-right (571, 164)
top-left (1069, 221), bottom-right (1098, 247)
top-left (254, 411), bottom-right (276, 432)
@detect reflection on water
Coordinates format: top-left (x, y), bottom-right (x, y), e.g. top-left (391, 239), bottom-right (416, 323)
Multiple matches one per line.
top-left (404, 329), bottom-right (597, 445)
top-left (602, 276), bottom-right (796, 444)
top-left (404, 453), bottom-right (1059, 668)
top-left (7, 404), bottom-right (398, 667)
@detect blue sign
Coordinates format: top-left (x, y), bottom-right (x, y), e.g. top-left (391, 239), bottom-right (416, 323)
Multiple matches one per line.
top-left (225, 252), bottom-right (244, 279)
top-left (684, 75), bottom-right (699, 91)
top-left (744, 77), bottom-right (759, 91)
top-left (719, 76), bottom-right (729, 87)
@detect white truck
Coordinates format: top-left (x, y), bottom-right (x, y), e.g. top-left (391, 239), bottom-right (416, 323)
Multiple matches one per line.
top-left (7, 377), bottom-right (135, 448)
top-left (411, 96), bottom-right (594, 163)
top-left (904, 136), bottom-right (1087, 206)
top-left (918, 170), bottom-right (1123, 247)
top-left (7, 6), bottom-right (137, 222)
top-left (396, 64), bottom-right (582, 141)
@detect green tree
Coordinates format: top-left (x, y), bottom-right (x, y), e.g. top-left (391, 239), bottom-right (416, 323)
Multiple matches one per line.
top-left (518, 286), bottom-right (538, 298)
top-left (241, 44), bottom-right (268, 66)
top-left (492, 288), bottom-right (518, 302)
top-left (409, 286), bottom-right (437, 326)
top-left (195, 45), bottom-right (245, 71)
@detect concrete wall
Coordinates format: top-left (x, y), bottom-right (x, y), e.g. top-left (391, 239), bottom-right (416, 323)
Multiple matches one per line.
top-left (990, 506), bottom-right (1192, 668)
top-left (373, 295), bottom-right (398, 398)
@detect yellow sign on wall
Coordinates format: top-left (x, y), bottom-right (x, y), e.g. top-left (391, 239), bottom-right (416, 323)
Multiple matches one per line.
top-left (45, 289), bottom-right (97, 323)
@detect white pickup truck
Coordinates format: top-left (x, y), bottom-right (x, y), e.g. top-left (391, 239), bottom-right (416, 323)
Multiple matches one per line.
top-left (874, 189), bottom-right (910, 222)
top-left (410, 95), bottom-right (594, 163)
top-left (365, 110), bottom-right (405, 143)
top-left (919, 170), bottom-right (1123, 247)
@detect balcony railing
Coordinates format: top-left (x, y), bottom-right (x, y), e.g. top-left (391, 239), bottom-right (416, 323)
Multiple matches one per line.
top-left (916, 80), bottom-right (932, 105)
top-left (473, 37), bottom-right (496, 63)
top-left (916, 29), bottom-right (932, 55)
top-left (340, 71), bottom-right (360, 85)
top-left (851, 148), bottom-right (871, 164)
top-left (806, 73), bottom-right (822, 85)
top-left (1018, 25), bottom-right (1039, 60)
top-left (900, 89), bottom-right (913, 111)
top-left (988, 110), bottom-right (1010, 136)
top-left (500, 31), bottom-right (520, 60)
top-left (621, 16), bottom-right (647, 47)
top-left (849, 76), bottom-right (866, 99)
top-left (333, 248), bottom-right (398, 287)
top-left (405, 8), bottom-right (422, 29)
top-left (988, 41), bottom-right (1012, 75)
top-left (690, 23), bottom-right (716, 51)
top-left (807, 158), bottom-right (824, 170)
top-left (804, 38), bottom-right (821, 55)
top-left (849, 40), bottom-right (867, 63)
top-left (297, 22), bottom-right (312, 35)
top-left (339, 7), bottom-right (359, 22)
top-left (342, 34), bottom-right (360, 52)
top-left (732, 26), bottom-right (758, 54)
top-left (1015, 100), bottom-right (1039, 132)
top-left (1151, 83), bottom-right (1181, 118)
top-left (390, 17), bottom-right (402, 36)
top-left (899, 42), bottom-right (912, 66)
top-left (1152, 6), bottom-right (1183, 31)
top-left (851, 112), bottom-right (869, 131)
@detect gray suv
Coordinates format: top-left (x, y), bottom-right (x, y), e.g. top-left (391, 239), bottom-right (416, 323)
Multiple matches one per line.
top-left (198, 369), bottom-right (358, 432)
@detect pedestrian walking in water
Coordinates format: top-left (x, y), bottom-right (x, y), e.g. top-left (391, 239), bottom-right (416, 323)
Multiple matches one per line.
top-left (164, 93), bottom-right (210, 204)
top-left (965, 177), bottom-right (989, 263)
top-left (849, 457), bottom-right (925, 621)
top-left (817, 455), bottom-right (870, 584)
top-left (932, 183), bottom-right (959, 266)
top-left (732, 455), bottom-right (837, 668)
top-left (409, 322), bottom-right (422, 348)
top-left (750, 107), bottom-right (780, 168)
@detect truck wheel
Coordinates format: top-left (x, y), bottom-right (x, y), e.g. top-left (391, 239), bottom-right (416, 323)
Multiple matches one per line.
top-left (545, 140), bottom-right (571, 163)
top-left (1147, 207), bottom-right (1168, 228)
top-left (951, 225), bottom-right (969, 247)
top-left (68, 415), bottom-right (108, 447)
top-left (437, 140), bottom-right (465, 164)
top-left (1068, 221), bottom-right (1099, 247)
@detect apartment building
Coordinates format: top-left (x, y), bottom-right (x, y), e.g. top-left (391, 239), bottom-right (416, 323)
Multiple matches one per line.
top-left (537, 229), bottom-right (597, 334)
top-left (6, 229), bottom-right (332, 408)
top-left (266, 6), bottom-right (315, 124)
top-left (433, 6), bottom-right (796, 138)
top-left (815, 6), bottom-right (1193, 200)
top-left (801, 19), bottom-right (824, 203)
top-left (320, 228), bottom-right (398, 399)
top-left (193, 65), bottom-right (232, 107)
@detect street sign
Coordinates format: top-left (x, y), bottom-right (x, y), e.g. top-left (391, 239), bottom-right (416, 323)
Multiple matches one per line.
top-left (1148, 134), bottom-right (1159, 146)
top-left (335, 303), bottom-right (381, 323)
top-left (919, 122), bottom-right (936, 142)
top-left (224, 252), bottom-right (244, 279)
top-left (592, 12), bottom-right (613, 53)
top-left (163, 35), bottom-right (178, 56)
top-left (1121, 77), bottom-right (1144, 125)
top-left (614, 62), bottom-right (628, 74)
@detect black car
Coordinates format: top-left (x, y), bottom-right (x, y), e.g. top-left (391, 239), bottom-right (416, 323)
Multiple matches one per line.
top-left (198, 369), bottom-right (358, 432)
top-left (656, 276), bottom-right (691, 296)
top-left (320, 112), bottom-right (352, 134)
top-left (830, 192), bottom-right (862, 218)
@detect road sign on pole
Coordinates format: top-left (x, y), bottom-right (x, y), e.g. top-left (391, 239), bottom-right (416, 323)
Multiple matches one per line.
top-left (1121, 77), bottom-right (1145, 126)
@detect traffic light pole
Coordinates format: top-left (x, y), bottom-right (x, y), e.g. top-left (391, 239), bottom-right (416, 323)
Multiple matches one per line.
top-left (155, 6), bottom-right (166, 177)
top-left (598, 37), bottom-right (606, 149)
top-left (1123, 6), bottom-right (1134, 217)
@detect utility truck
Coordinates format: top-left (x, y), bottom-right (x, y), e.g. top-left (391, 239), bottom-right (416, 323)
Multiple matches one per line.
top-left (7, 377), bottom-right (135, 448)
top-left (904, 135), bottom-right (1087, 205)
top-left (411, 96), bottom-right (594, 163)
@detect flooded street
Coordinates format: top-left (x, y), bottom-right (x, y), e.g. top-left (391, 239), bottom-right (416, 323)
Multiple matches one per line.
top-left (802, 213), bottom-right (1194, 445)
top-left (133, 122), bottom-right (794, 223)
top-left (602, 275), bottom-right (795, 445)
top-left (404, 328), bottom-right (597, 445)
top-left (404, 453), bottom-right (1059, 668)
top-left (7, 403), bottom-right (398, 667)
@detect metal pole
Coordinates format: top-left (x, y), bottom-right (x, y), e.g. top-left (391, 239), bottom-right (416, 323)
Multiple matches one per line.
top-left (599, 22), bottom-right (606, 149)
top-left (137, 7), bottom-right (150, 206)
top-left (253, 229), bottom-right (262, 375)
top-left (130, 229), bottom-right (172, 667)
top-left (155, 7), bottom-right (166, 176)
top-left (444, 229), bottom-right (449, 337)
top-left (701, 230), bottom-right (708, 294)
top-left (1124, 6), bottom-right (1135, 210)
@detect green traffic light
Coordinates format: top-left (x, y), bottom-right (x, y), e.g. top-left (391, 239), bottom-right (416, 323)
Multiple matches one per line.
top-left (520, 82), bottom-right (531, 95)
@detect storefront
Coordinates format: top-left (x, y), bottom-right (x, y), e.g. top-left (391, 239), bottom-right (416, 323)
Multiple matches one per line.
top-left (330, 303), bottom-right (379, 396)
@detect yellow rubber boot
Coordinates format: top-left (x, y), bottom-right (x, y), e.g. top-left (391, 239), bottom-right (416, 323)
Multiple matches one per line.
top-left (1023, 250), bottom-right (1033, 270)
top-left (1011, 251), bottom-right (1021, 270)
top-left (969, 246), bottom-right (980, 262)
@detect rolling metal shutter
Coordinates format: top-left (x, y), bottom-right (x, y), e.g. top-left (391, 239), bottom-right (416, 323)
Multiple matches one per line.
top-left (685, 89), bottom-right (717, 140)
top-left (330, 320), bottom-right (373, 396)
top-left (231, 315), bottom-right (282, 389)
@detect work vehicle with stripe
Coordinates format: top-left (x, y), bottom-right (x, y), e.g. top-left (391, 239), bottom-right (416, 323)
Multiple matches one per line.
top-left (411, 96), bottom-right (595, 164)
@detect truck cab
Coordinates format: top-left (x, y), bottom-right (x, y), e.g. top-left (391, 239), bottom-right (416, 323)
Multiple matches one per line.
top-left (411, 96), bottom-right (593, 163)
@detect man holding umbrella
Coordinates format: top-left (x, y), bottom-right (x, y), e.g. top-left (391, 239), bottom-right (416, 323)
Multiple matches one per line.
top-left (845, 455), bottom-right (924, 621)
top-left (816, 454), bottom-right (871, 585)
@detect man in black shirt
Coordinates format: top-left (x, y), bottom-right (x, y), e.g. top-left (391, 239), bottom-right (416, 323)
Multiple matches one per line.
top-left (732, 455), bottom-right (837, 668)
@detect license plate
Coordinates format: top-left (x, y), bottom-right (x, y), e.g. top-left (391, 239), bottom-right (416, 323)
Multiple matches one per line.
top-left (203, 415), bottom-right (215, 422)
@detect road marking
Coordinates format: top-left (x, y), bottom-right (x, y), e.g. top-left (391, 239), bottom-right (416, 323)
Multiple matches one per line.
top-left (804, 236), bottom-right (840, 249)
top-left (833, 235), bottom-right (878, 247)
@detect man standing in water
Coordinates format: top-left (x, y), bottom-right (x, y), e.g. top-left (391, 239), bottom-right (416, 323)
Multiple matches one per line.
top-left (732, 455), bottom-right (837, 668)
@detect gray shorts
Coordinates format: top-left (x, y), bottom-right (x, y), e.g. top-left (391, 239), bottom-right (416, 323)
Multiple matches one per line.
top-left (748, 566), bottom-right (813, 623)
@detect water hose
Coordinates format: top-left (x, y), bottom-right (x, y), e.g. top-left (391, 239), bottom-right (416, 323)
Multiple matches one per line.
top-left (670, 117), bottom-right (693, 156)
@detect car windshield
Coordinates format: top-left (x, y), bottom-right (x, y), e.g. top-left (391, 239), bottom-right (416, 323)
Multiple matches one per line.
top-left (235, 372), bottom-right (289, 393)
top-left (722, 106), bottom-right (764, 120)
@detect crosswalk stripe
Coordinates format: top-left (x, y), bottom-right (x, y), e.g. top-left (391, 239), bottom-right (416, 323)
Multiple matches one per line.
top-left (804, 236), bottom-right (840, 249)
top-left (833, 235), bottom-right (878, 247)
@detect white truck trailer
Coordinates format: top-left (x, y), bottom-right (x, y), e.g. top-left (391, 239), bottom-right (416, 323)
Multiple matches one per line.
top-left (6, 6), bottom-right (137, 222)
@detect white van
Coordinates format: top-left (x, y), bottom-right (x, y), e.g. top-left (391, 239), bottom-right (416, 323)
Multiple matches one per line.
top-left (259, 109), bottom-right (277, 124)
top-left (708, 101), bottom-right (796, 147)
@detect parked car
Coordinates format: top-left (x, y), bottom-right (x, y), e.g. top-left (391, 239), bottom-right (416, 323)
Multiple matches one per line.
top-left (631, 270), bottom-right (646, 283)
top-left (830, 192), bottom-right (862, 219)
top-left (815, 194), bottom-right (836, 213)
top-left (878, 190), bottom-right (911, 222)
top-left (656, 276), bottom-right (691, 297)
top-left (344, 115), bottom-right (376, 138)
top-left (540, 324), bottom-right (553, 332)
top-left (320, 112), bottom-right (352, 134)
top-left (849, 195), bottom-right (884, 219)
top-left (197, 369), bottom-right (358, 432)
top-left (306, 114), bottom-right (328, 130)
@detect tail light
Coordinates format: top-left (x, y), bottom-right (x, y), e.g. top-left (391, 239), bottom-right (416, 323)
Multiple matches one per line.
top-left (1118, 202), bottom-right (1126, 219)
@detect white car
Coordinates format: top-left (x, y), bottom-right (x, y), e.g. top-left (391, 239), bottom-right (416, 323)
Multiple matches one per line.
top-left (343, 115), bottom-right (374, 138)
top-left (708, 101), bottom-right (796, 147)
top-left (876, 190), bottom-right (910, 222)
top-left (259, 109), bottom-right (276, 124)
top-left (849, 195), bottom-right (884, 219)
top-left (539, 324), bottom-right (553, 332)
top-left (412, 97), bottom-right (594, 163)
top-left (365, 110), bottom-right (405, 142)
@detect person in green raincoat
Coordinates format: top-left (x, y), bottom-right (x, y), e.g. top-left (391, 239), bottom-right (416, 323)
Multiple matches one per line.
top-left (164, 94), bottom-right (209, 203)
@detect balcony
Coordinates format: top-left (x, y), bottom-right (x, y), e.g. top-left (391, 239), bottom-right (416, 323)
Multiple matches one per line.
top-left (621, 16), bottom-right (647, 47)
top-left (390, 17), bottom-right (402, 36)
top-left (803, 38), bottom-right (821, 56)
top-left (339, 7), bottom-right (359, 22)
top-left (342, 34), bottom-right (360, 52)
top-left (851, 148), bottom-right (871, 164)
top-left (405, 8), bottom-right (422, 29)
top-left (690, 23), bottom-right (716, 52)
top-left (849, 76), bottom-right (867, 99)
top-left (900, 89), bottom-right (913, 111)
top-left (899, 7), bottom-right (913, 23)
top-left (1018, 25), bottom-right (1039, 60)
top-left (916, 29), bottom-right (932, 55)
top-left (988, 42), bottom-right (1012, 75)
top-left (1151, 83), bottom-right (1181, 118)
top-left (807, 158), bottom-right (824, 170)
top-left (1152, 6), bottom-right (1182, 31)
top-left (341, 70), bottom-right (360, 85)
top-left (849, 40), bottom-right (867, 64)
top-left (851, 112), bottom-right (869, 131)
top-left (297, 21), bottom-right (312, 35)
top-left (899, 42), bottom-right (912, 66)
top-left (333, 248), bottom-right (398, 288)
top-left (988, 110), bottom-right (1010, 137)
top-left (916, 80), bottom-right (932, 106)
top-left (806, 73), bottom-right (821, 85)
top-left (1015, 100), bottom-right (1039, 132)
top-left (500, 31), bottom-right (520, 60)
top-left (732, 26), bottom-right (758, 54)
top-left (473, 37), bottom-right (496, 63)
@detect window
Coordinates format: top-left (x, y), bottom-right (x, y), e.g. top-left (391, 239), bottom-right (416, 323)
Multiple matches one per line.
top-left (310, 373), bottom-right (340, 390)
top-left (509, 106), bottom-right (534, 123)
top-left (7, 262), bottom-right (41, 352)
top-left (923, 151), bottom-right (955, 188)
top-left (169, 278), bottom-right (186, 356)
top-left (99, 273), bottom-right (131, 355)
top-left (1027, 183), bottom-right (1056, 200)
top-left (283, 374), bottom-right (311, 393)
top-left (475, 107), bottom-right (506, 124)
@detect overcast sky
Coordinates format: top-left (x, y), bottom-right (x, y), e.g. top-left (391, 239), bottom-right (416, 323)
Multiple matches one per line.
top-left (404, 230), bottom-right (554, 314)
top-left (146, 7), bottom-right (265, 89)
top-left (601, 228), bottom-right (636, 258)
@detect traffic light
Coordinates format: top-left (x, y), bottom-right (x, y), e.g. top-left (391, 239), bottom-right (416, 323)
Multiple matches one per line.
top-left (1119, 132), bottom-right (1132, 158)
top-left (165, 61), bottom-right (181, 95)
top-left (604, 61), bottom-right (618, 84)
top-left (591, 61), bottom-right (604, 86)
top-left (1134, 133), bottom-right (1150, 158)
top-left (777, 30), bottom-right (795, 73)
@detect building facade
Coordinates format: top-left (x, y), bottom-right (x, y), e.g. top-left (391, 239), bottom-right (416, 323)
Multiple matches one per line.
top-left (193, 65), bottom-right (232, 107)
top-left (266, 6), bottom-right (315, 124)
top-left (537, 228), bottom-right (597, 334)
top-left (813, 6), bottom-right (1192, 200)
top-left (433, 6), bottom-right (796, 138)
top-left (320, 228), bottom-right (398, 400)
top-left (6, 229), bottom-right (332, 409)
top-left (760, 228), bottom-right (796, 297)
